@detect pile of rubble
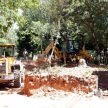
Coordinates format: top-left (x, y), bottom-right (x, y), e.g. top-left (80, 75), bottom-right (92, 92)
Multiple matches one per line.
top-left (24, 72), bottom-right (97, 97)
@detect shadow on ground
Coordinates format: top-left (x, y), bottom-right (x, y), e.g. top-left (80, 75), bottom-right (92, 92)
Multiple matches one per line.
top-left (0, 83), bottom-right (24, 95)
top-left (92, 71), bottom-right (108, 91)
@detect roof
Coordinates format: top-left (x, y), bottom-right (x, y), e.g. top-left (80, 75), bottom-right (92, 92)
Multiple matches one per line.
top-left (0, 44), bottom-right (15, 47)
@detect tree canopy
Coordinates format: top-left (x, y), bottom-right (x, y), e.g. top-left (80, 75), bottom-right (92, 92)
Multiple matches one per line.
top-left (0, 0), bottom-right (40, 44)
top-left (0, 0), bottom-right (108, 58)
top-left (71, 0), bottom-right (108, 54)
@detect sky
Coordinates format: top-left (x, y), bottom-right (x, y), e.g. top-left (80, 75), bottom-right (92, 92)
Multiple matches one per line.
top-left (12, 8), bottom-right (23, 30)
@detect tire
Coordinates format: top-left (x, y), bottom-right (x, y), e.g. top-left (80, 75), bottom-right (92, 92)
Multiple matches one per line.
top-left (76, 59), bottom-right (79, 63)
top-left (14, 70), bottom-right (21, 88)
top-left (61, 58), bottom-right (68, 63)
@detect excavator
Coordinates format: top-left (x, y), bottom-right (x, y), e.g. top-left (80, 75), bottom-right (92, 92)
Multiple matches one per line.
top-left (38, 40), bottom-right (94, 64)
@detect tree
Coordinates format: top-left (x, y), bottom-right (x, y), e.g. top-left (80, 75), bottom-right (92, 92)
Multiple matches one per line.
top-left (30, 21), bottom-right (49, 53)
top-left (17, 4), bottom-right (49, 59)
top-left (0, 27), bottom-right (17, 44)
top-left (43, 0), bottom-right (73, 61)
top-left (0, 0), bottom-right (20, 37)
top-left (17, 30), bottom-right (40, 59)
top-left (0, 0), bottom-right (40, 37)
top-left (71, 0), bottom-right (108, 55)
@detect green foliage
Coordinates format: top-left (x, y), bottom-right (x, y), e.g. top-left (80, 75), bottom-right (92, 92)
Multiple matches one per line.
top-left (0, 0), bottom-right (40, 37)
top-left (17, 4), bottom-right (50, 58)
top-left (30, 21), bottom-right (49, 37)
top-left (0, 16), bottom-right (8, 37)
top-left (17, 29), bottom-right (40, 57)
top-left (0, 38), bottom-right (8, 44)
top-left (84, 70), bottom-right (92, 76)
top-left (42, 63), bottom-right (50, 69)
top-left (1, 0), bottom-right (107, 58)
top-left (48, 65), bottom-right (63, 73)
top-left (70, 0), bottom-right (108, 53)
top-left (0, 27), bottom-right (17, 44)
top-left (32, 63), bottom-right (49, 72)
top-left (33, 67), bottom-right (40, 72)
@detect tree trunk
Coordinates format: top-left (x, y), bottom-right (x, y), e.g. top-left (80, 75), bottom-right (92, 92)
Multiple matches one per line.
top-left (49, 16), bottom-right (53, 42)
top-left (82, 41), bottom-right (85, 49)
top-left (40, 36), bottom-right (43, 54)
top-left (32, 52), bottom-right (34, 60)
top-left (90, 23), bottom-right (100, 55)
top-left (60, 31), bottom-right (67, 41)
top-left (92, 33), bottom-right (100, 55)
top-left (49, 17), bottom-right (61, 66)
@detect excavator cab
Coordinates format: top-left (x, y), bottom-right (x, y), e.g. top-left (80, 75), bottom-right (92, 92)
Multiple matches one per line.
top-left (61, 40), bottom-right (79, 54)
top-left (60, 40), bottom-right (79, 62)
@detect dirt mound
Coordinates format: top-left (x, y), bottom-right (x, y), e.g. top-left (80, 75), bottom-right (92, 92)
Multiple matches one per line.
top-left (21, 60), bottom-right (107, 71)
top-left (21, 60), bottom-right (38, 70)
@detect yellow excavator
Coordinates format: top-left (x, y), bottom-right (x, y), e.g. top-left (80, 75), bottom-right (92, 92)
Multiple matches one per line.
top-left (38, 40), bottom-right (94, 63)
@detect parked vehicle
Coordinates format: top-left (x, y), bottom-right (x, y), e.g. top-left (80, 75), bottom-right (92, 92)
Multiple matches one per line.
top-left (0, 44), bottom-right (25, 87)
top-left (39, 40), bottom-right (94, 63)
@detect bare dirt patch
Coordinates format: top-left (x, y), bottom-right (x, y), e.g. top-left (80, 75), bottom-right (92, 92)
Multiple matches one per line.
top-left (0, 83), bottom-right (108, 108)
top-left (0, 60), bottom-right (108, 108)
top-left (21, 60), bottom-right (107, 71)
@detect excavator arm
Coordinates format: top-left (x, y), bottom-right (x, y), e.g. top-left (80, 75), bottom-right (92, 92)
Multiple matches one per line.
top-left (42, 42), bottom-right (64, 60)
top-left (42, 42), bottom-right (54, 55)
top-left (37, 42), bottom-right (65, 63)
